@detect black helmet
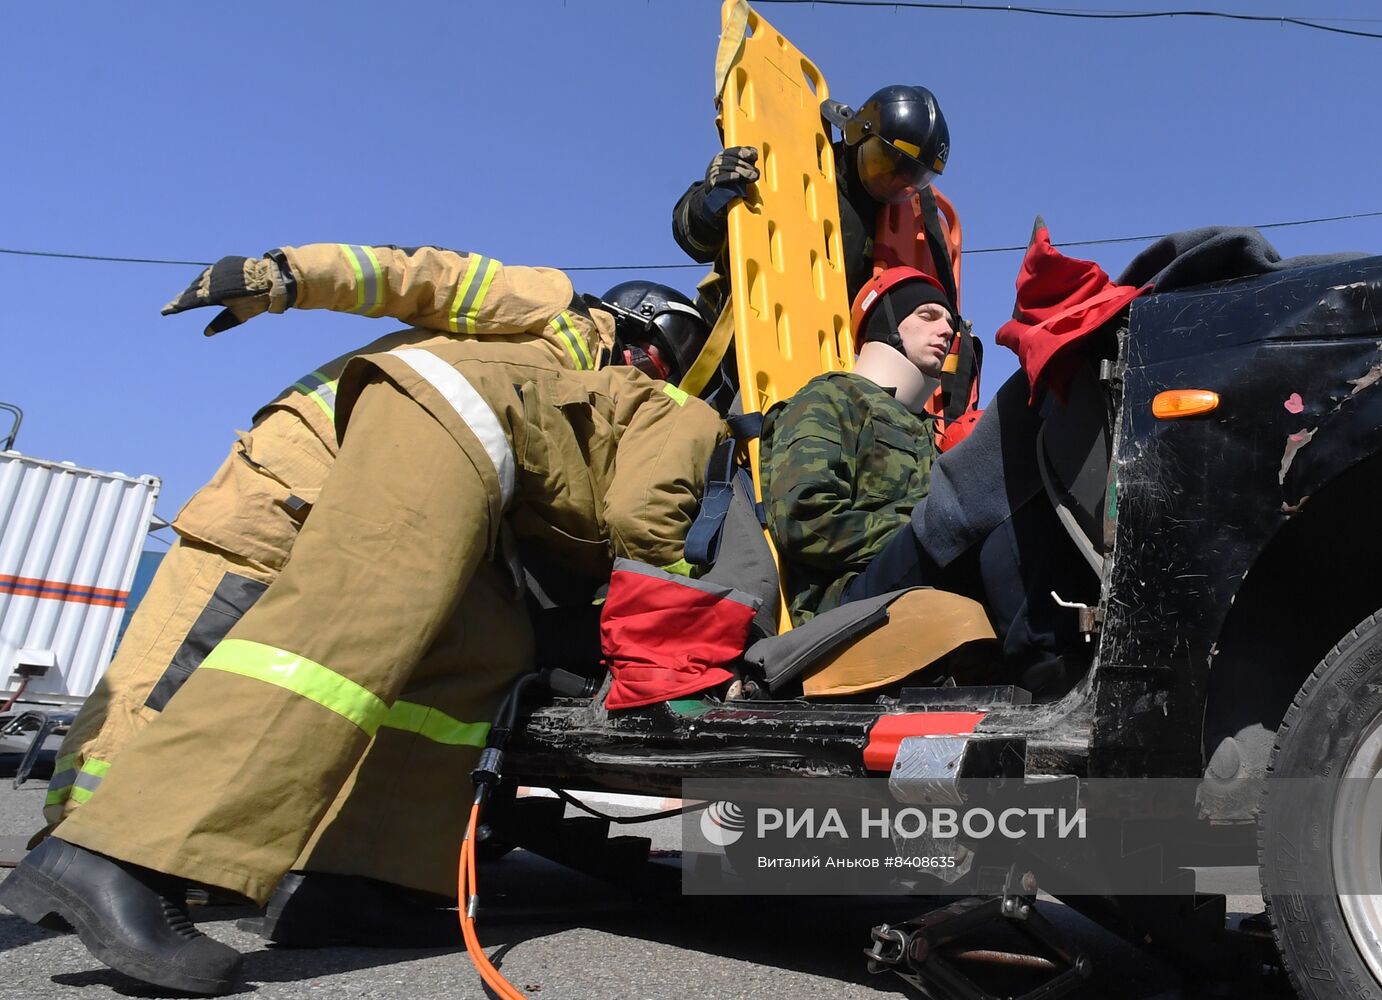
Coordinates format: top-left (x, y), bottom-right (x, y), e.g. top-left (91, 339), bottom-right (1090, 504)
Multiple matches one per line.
top-left (840, 84), bottom-right (949, 204)
top-left (597, 281), bottom-right (710, 386)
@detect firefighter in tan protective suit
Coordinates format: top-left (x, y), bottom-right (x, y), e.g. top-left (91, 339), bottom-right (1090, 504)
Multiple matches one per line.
top-left (1, 255), bottom-right (733, 994)
top-left (42, 244), bottom-right (612, 836)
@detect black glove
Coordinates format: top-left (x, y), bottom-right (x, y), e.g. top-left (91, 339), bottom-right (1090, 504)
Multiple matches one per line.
top-left (161, 254), bottom-right (289, 336)
top-left (701, 146), bottom-right (759, 217)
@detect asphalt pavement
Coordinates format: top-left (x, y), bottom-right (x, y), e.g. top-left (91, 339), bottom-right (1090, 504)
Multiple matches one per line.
top-left (0, 781), bottom-right (1290, 1000)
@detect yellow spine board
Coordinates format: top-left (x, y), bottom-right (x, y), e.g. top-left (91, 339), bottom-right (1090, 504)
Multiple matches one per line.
top-left (719, 0), bottom-right (852, 486)
top-left (717, 0), bottom-right (852, 628)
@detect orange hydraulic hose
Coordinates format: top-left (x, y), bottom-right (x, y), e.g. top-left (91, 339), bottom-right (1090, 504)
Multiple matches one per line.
top-left (458, 803), bottom-right (528, 1000)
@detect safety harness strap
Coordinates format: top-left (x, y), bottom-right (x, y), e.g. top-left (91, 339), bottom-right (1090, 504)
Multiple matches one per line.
top-left (918, 189), bottom-right (959, 313)
top-left (677, 300), bottom-right (735, 399)
top-left (686, 413), bottom-right (766, 566)
top-left (918, 190), bottom-right (977, 423)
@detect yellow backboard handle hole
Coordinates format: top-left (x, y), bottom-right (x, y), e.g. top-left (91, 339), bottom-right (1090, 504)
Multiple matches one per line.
top-left (735, 67), bottom-right (753, 117)
top-left (774, 303), bottom-right (792, 359)
top-left (746, 258), bottom-right (767, 319)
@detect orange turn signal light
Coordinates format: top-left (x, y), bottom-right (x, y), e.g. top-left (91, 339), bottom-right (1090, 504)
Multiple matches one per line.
top-left (1152, 389), bottom-right (1220, 420)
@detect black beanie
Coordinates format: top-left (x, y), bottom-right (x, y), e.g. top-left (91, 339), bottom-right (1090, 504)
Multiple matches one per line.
top-left (861, 280), bottom-right (952, 350)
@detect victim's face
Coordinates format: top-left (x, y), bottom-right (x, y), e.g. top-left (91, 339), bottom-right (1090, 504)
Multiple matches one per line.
top-left (896, 302), bottom-right (954, 377)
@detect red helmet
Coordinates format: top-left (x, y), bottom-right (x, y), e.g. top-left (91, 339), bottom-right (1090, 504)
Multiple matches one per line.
top-left (850, 266), bottom-right (948, 342)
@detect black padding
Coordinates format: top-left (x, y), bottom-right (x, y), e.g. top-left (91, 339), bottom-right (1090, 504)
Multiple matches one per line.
top-left (207, 255), bottom-right (250, 300)
top-left (745, 590), bottom-right (906, 691)
top-left (726, 412), bottom-right (763, 441)
top-left (918, 188), bottom-right (959, 314)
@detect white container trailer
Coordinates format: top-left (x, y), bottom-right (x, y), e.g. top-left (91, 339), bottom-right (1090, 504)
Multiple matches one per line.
top-left (0, 451), bottom-right (161, 704)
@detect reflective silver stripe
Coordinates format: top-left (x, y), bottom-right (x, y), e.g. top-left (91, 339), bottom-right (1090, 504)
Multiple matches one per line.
top-left (550, 311), bottom-right (594, 370)
top-left (292, 369), bottom-right (338, 419)
top-left (73, 770), bottom-right (104, 795)
top-left (341, 244), bottom-right (383, 314)
top-left (450, 253), bottom-right (499, 334)
top-left (390, 349), bottom-right (514, 506)
top-left (47, 767), bottom-right (78, 794)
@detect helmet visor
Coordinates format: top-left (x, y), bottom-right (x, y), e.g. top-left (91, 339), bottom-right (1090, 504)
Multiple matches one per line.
top-left (601, 300), bottom-right (703, 384)
top-left (856, 135), bottom-right (939, 204)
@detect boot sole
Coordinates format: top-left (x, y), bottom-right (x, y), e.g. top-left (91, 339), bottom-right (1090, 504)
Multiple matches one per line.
top-left (0, 862), bottom-right (239, 995)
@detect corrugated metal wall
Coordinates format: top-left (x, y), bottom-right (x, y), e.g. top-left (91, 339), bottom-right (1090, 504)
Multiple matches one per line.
top-left (0, 452), bottom-right (161, 701)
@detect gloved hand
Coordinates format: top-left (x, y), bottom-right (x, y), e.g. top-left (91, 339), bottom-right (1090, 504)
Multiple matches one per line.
top-left (701, 146), bottom-right (759, 217)
top-left (161, 254), bottom-right (290, 336)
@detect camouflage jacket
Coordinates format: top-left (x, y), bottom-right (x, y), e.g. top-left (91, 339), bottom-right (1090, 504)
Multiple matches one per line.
top-left (760, 372), bottom-right (936, 624)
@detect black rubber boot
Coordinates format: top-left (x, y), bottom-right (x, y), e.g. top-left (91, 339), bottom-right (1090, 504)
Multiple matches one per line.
top-left (239, 871), bottom-right (461, 948)
top-left (0, 837), bottom-right (243, 995)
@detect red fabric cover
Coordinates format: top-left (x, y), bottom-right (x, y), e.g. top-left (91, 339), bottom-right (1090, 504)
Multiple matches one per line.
top-left (602, 565), bottom-right (755, 710)
top-left (996, 221), bottom-right (1149, 401)
top-left (938, 409), bottom-right (982, 452)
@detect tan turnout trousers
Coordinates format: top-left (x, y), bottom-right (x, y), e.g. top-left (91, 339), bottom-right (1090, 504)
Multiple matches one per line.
top-left (57, 349), bottom-right (723, 901)
top-left (45, 244), bottom-right (607, 830)
top-left (42, 408), bottom-right (327, 827)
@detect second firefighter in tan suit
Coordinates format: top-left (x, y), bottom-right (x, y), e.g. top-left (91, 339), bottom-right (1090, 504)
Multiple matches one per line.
top-left (45, 244), bottom-right (612, 830)
top-left (1, 331), bottom-right (730, 995)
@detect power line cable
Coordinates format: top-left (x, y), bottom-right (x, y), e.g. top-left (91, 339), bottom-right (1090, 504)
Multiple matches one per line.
top-left (755, 1), bottom-right (1382, 41)
top-left (964, 210), bottom-right (1382, 255)
top-left (0, 247), bottom-right (213, 267)
top-left (2, 209), bottom-right (1380, 274)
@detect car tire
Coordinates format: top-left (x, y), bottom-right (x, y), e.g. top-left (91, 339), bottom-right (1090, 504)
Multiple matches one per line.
top-left (1260, 610), bottom-right (1382, 999)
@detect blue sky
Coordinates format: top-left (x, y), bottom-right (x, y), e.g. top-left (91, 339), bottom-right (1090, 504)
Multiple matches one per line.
top-left (5, 1), bottom-right (1381, 542)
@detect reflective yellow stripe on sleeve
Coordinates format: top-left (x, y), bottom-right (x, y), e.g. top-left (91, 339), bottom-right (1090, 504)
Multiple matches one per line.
top-left (662, 384), bottom-right (689, 406)
top-left (200, 638), bottom-right (390, 735)
top-left (548, 311), bottom-right (594, 370)
top-left (447, 254), bottom-right (503, 334)
top-left (339, 244), bottom-right (385, 315)
top-left (380, 700), bottom-right (491, 747)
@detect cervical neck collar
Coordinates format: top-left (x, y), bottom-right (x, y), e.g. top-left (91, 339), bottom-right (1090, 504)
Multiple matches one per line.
top-left (852, 341), bottom-right (936, 414)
